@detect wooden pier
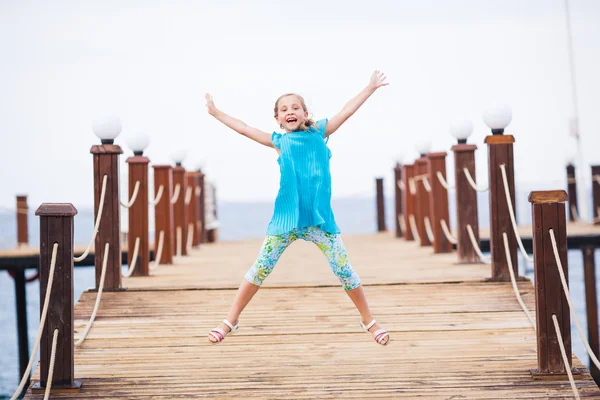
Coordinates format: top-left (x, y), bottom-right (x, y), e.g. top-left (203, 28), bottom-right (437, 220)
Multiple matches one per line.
top-left (19, 232), bottom-right (600, 399)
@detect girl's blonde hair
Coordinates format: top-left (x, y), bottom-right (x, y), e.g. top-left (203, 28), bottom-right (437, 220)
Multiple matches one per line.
top-left (274, 93), bottom-right (316, 131)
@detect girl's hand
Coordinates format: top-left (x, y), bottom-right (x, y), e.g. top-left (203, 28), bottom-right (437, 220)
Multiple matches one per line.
top-left (205, 93), bottom-right (217, 116)
top-left (368, 70), bottom-right (389, 91)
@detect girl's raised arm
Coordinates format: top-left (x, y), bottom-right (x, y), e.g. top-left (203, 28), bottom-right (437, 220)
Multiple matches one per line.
top-left (325, 70), bottom-right (388, 137)
top-left (205, 93), bottom-right (274, 148)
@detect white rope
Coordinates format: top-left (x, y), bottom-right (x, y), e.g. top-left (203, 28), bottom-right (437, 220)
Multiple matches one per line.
top-left (436, 171), bottom-right (453, 190)
top-left (424, 216), bottom-right (435, 242)
top-left (75, 242), bottom-right (109, 346)
top-left (440, 219), bottom-right (457, 244)
top-left (120, 180), bottom-right (140, 208)
top-left (122, 237), bottom-right (140, 278)
top-left (408, 214), bottom-right (421, 245)
top-left (499, 164), bottom-right (534, 263)
top-left (466, 224), bottom-right (491, 262)
top-left (170, 183), bottom-right (181, 204)
top-left (422, 176), bottom-right (432, 193)
top-left (397, 180), bottom-right (405, 191)
top-left (593, 207), bottom-right (600, 224)
top-left (184, 186), bottom-right (193, 206)
top-left (552, 314), bottom-right (581, 400)
top-left (150, 185), bottom-right (164, 206)
top-left (571, 204), bottom-right (581, 222)
top-left (463, 168), bottom-right (488, 192)
top-left (397, 214), bottom-right (406, 234)
top-left (196, 186), bottom-right (202, 197)
top-left (44, 329), bottom-right (59, 400)
top-left (408, 178), bottom-right (417, 195)
top-left (567, 177), bottom-right (577, 184)
top-left (74, 174), bottom-right (108, 262)
top-left (549, 228), bottom-right (600, 373)
top-left (176, 226), bottom-right (182, 257)
top-left (503, 232), bottom-right (536, 330)
top-left (149, 230), bottom-right (165, 271)
top-left (594, 175), bottom-right (600, 186)
top-left (10, 243), bottom-right (59, 400)
top-left (186, 222), bottom-right (194, 253)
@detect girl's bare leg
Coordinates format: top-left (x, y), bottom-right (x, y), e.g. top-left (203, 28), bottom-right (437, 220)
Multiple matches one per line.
top-left (345, 285), bottom-right (389, 345)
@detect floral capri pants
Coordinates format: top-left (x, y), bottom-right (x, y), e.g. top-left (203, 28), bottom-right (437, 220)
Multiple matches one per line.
top-left (245, 227), bottom-right (361, 291)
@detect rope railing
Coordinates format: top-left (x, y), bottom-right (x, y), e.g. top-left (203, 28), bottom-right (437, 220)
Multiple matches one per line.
top-left (408, 214), bottom-right (421, 245)
top-left (594, 175), bottom-right (600, 185)
top-left (567, 177), bottom-right (577, 184)
top-left (502, 232), bottom-right (536, 330)
top-left (440, 219), bottom-right (457, 244)
top-left (170, 183), bottom-right (181, 204)
top-left (10, 243), bottom-right (58, 400)
top-left (176, 226), bottom-right (182, 257)
top-left (424, 216), bottom-right (435, 242)
top-left (74, 174), bottom-right (108, 262)
top-left (436, 171), bottom-right (453, 190)
top-left (120, 180), bottom-right (141, 208)
top-left (75, 242), bottom-right (109, 346)
top-left (593, 207), bottom-right (600, 224)
top-left (422, 176), bottom-right (432, 193)
top-left (150, 185), bottom-right (164, 206)
top-left (184, 186), bottom-right (193, 206)
top-left (186, 222), bottom-right (194, 253)
top-left (196, 186), bottom-right (202, 197)
top-left (408, 178), bottom-right (417, 195)
top-left (122, 237), bottom-right (140, 278)
top-left (397, 214), bottom-right (406, 234)
top-left (397, 180), bottom-right (405, 191)
top-left (549, 228), bottom-right (600, 373)
top-left (44, 329), bottom-right (59, 400)
top-left (499, 164), bottom-right (534, 263)
top-left (552, 314), bottom-right (581, 399)
top-left (149, 230), bottom-right (165, 271)
top-left (466, 224), bottom-right (491, 262)
top-left (571, 204), bottom-right (581, 223)
top-left (463, 168), bottom-right (488, 192)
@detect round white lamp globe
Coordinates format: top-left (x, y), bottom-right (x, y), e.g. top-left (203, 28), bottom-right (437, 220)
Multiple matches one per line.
top-left (126, 131), bottom-right (150, 155)
top-left (482, 104), bottom-right (512, 133)
top-left (450, 119), bottom-right (473, 143)
top-left (92, 116), bottom-right (122, 143)
top-left (171, 149), bottom-right (187, 165)
top-left (415, 139), bottom-right (432, 156)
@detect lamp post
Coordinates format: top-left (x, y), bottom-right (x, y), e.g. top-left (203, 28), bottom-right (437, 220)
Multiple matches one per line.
top-left (172, 149), bottom-right (188, 256)
top-left (393, 154), bottom-right (403, 238)
top-left (450, 119), bottom-right (481, 263)
top-left (415, 140), bottom-right (432, 247)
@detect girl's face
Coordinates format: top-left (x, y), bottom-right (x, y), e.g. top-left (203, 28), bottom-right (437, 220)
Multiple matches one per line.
top-left (275, 95), bottom-right (308, 132)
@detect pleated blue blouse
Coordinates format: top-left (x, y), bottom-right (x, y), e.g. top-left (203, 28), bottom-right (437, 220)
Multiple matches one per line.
top-left (266, 119), bottom-right (340, 236)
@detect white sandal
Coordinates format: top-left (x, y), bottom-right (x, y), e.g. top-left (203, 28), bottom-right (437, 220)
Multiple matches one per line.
top-left (360, 319), bottom-right (390, 346)
top-left (208, 319), bottom-right (239, 344)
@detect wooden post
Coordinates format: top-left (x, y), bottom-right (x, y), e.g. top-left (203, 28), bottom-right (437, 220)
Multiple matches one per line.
top-left (402, 164), bottom-right (416, 241)
top-left (16, 195), bottom-right (29, 247)
top-left (427, 152), bottom-right (451, 253)
top-left (414, 156), bottom-right (431, 246)
top-left (206, 181), bottom-right (219, 243)
top-left (187, 172), bottom-right (200, 247)
top-left (529, 190), bottom-right (580, 380)
top-left (90, 143), bottom-right (123, 290)
top-left (566, 164), bottom-right (578, 222)
top-left (33, 203), bottom-right (82, 393)
top-left (592, 165), bottom-right (600, 225)
top-left (452, 143), bottom-right (481, 263)
top-left (393, 164), bottom-right (403, 238)
top-left (583, 245), bottom-right (600, 382)
top-left (173, 164), bottom-right (188, 255)
top-left (126, 154), bottom-right (150, 276)
top-left (485, 134), bottom-right (517, 281)
top-left (376, 177), bottom-right (386, 232)
top-left (152, 165), bottom-right (174, 264)
top-left (197, 169), bottom-right (206, 244)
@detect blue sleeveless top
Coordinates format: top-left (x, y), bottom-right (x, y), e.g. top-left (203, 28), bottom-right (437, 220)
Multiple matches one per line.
top-left (267, 119), bottom-right (340, 236)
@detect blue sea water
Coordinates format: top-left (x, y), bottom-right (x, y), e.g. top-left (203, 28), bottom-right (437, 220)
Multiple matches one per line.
top-left (0, 193), bottom-right (598, 397)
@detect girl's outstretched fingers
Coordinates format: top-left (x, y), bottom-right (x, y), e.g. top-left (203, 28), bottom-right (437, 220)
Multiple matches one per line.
top-left (369, 70), bottom-right (389, 90)
top-left (205, 93), bottom-right (217, 115)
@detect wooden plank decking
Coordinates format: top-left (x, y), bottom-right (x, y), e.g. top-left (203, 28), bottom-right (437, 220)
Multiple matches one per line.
top-left (25, 233), bottom-right (600, 398)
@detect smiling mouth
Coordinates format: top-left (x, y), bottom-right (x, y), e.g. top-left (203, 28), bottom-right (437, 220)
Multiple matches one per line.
top-left (286, 117), bottom-right (298, 124)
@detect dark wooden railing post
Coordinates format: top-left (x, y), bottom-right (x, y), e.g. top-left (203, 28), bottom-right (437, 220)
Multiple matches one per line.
top-left (452, 143), bottom-right (480, 263)
top-left (173, 163), bottom-right (188, 255)
top-left (16, 195), bottom-right (29, 247)
top-left (583, 245), bottom-right (600, 382)
top-left (376, 177), bottom-right (386, 232)
top-left (485, 133), bottom-right (517, 281)
top-left (529, 190), bottom-right (580, 380)
top-left (90, 142), bottom-right (123, 290)
top-left (394, 163), bottom-right (403, 238)
top-left (566, 164), bottom-right (578, 222)
top-left (402, 163), bottom-right (416, 241)
top-left (187, 172), bottom-right (200, 248)
top-left (415, 155), bottom-right (431, 246)
top-left (592, 165), bottom-right (600, 225)
top-left (33, 203), bottom-right (82, 393)
top-left (126, 153), bottom-right (150, 276)
top-left (197, 169), bottom-right (206, 243)
top-left (428, 152), bottom-right (451, 253)
top-left (152, 165), bottom-right (174, 264)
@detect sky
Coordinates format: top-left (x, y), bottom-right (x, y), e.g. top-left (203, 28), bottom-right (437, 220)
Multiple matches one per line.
top-left (0, 0), bottom-right (599, 211)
